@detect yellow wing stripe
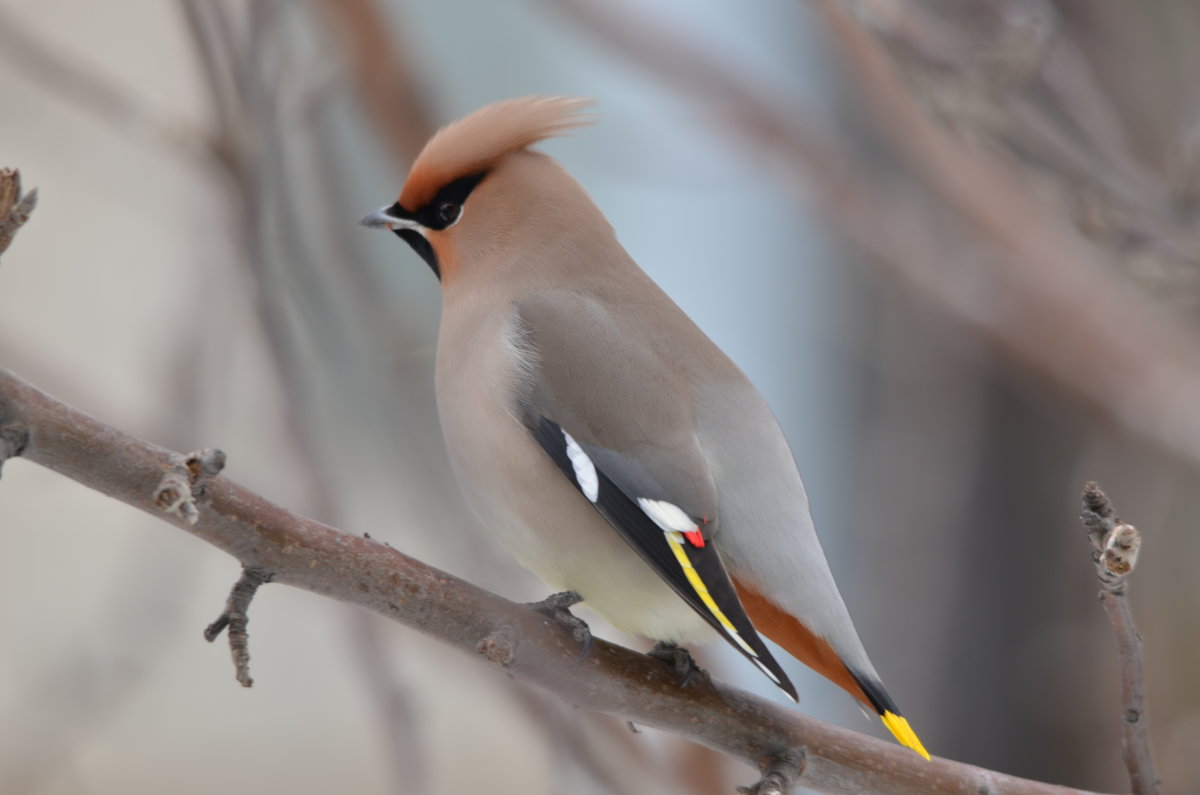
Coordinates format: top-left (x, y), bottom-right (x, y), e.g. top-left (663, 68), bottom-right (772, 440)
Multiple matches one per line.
top-left (664, 532), bottom-right (756, 657)
top-left (881, 711), bottom-right (931, 761)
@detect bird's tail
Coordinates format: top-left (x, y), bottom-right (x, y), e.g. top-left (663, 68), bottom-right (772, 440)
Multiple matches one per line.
top-left (733, 578), bottom-right (931, 760)
top-left (850, 670), bottom-right (931, 761)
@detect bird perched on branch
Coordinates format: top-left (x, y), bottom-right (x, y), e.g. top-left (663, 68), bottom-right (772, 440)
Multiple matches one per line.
top-left (361, 96), bottom-right (929, 760)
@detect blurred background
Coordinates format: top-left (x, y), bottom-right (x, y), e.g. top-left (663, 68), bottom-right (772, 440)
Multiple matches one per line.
top-left (2, 1), bottom-right (1199, 793)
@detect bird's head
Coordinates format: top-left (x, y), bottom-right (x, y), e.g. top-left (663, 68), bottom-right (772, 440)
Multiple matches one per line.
top-left (361, 96), bottom-right (596, 285)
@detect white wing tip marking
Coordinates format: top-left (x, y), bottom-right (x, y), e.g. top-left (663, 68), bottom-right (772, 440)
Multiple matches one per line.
top-left (728, 628), bottom-right (758, 657)
top-left (561, 431), bottom-right (599, 502)
top-left (637, 498), bottom-right (697, 534)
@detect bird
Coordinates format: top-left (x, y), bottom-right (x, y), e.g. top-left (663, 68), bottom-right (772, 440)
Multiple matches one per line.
top-left (360, 95), bottom-right (929, 760)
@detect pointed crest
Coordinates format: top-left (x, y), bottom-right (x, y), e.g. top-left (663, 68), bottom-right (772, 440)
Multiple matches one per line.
top-left (399, 95), bottom-right (595, 210)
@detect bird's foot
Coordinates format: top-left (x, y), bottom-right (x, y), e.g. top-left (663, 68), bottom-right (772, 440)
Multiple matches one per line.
top-left (526, 591), bottom-right (592, 659)
top-left (649, 640), bottom-right (703, 688)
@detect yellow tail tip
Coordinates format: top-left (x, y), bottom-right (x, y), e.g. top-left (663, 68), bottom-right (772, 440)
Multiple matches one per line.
top-left (881, 711), bottom-right (931, 761)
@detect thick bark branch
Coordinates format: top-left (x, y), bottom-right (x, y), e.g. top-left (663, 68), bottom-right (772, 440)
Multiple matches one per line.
top-left (0, 366), bottom-right (1117, 795)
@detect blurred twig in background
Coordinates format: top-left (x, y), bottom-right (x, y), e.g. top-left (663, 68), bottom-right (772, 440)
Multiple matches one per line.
top-left (0, 6), bottom-right (210, 158)
top-left (552, 0), bottom-right (1200, 472)
top-left (312, 0), bottom-right (435, 165)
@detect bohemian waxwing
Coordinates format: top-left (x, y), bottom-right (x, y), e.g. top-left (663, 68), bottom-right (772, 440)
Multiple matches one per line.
top-left (361, 96), bottom-right (929, 760)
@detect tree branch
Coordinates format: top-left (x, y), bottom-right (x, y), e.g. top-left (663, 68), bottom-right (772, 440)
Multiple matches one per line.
top-left (1079, 482), bottom-right (1160, 795)
top-left (0, 365), bottom-right (1118, 795)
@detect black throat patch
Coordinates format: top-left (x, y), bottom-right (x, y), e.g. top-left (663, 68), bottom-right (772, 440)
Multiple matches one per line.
top-left (393, 228), bottom-right (438, 278)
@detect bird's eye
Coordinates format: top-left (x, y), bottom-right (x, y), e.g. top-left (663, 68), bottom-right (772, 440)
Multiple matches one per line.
top-left (437, 201), bottom-right (461, 225)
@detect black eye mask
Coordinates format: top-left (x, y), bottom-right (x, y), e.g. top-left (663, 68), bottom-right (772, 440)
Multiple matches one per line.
top-left (388, 171), bottom-right (488, 279)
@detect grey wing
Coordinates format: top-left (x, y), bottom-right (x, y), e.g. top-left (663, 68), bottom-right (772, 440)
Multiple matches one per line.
top-left (513, 291), bottom-right (797, 698)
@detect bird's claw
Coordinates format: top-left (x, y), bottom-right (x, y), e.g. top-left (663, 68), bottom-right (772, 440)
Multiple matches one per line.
top-left (526, 590), bottom-right (592, 659)
top-left (649, 640), bottom-right (702, 688)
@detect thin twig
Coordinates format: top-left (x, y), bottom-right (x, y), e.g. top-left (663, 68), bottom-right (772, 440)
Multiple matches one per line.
top-left (0, 365), bottom-right (1120, 795)
top-left (1079, 482), bottom-right (1160, 795)
top-left (204, 567), bottom-right (273, 687)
